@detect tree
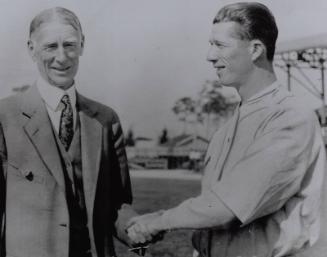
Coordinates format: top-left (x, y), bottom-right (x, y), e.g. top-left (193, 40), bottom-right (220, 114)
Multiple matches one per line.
top-left (172, 97), bottom-right (197, 134)
top-left (200, 80), bottom-right (234, 115)
top-left (198, 80), bottom-right (240, 137)
top-left (125, 128), bottom-right (135, 146)
top-left (159, 128), bottom-right (169, 145)
top-left (171, 81), bottom-right (240, 138)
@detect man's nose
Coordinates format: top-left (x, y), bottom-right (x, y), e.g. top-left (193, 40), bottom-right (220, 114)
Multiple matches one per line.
top-left (207, 46), bottom-right (218, 63)
top-left (55, 47), bottom-right (68, 63)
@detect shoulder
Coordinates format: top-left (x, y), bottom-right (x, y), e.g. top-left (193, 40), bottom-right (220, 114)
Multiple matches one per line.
top-left (274, 88), bottom-right (318, 125)
top-left (248, 87), bottom-right (319, 137)
top-left (0, 92), bottom-right (24, 117)
top-left (77, 93), bottom-right (121, 125)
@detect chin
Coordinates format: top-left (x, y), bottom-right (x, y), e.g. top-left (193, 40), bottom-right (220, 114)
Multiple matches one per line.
top-left (49, 78), bottom-right (74, 90)
top-left (217, 77), bottom-right (238, 89)
top-left (222, 84), bottom-right (237, 88)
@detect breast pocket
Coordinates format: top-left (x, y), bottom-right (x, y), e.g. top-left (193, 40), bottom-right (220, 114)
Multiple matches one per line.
top-left (6, 162), bottom-right (57, 211)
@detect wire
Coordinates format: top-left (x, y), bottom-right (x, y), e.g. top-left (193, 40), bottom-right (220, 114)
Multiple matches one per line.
top-left (291, 61), bottom-right (322, 95)
top-left (275, 64), bottom-right (322, 99)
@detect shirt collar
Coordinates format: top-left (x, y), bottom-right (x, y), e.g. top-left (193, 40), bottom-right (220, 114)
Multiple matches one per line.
top-left (243, 81), bottom-right (281, 105)
top-left (36, 77), bottom-right (77, 111)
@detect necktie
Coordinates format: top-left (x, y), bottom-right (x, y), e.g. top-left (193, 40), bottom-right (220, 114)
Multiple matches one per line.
top-left (59, 94), bottom-right (74, 150)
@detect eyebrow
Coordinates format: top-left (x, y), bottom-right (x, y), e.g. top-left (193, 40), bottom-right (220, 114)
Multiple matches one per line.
top-left (43, 42), bottom-right (58, 47)
top-left (42, 39), bottom-right (78, 45)
top-left (209, 39), bottom-right (228, 46)
top-left (63, 38), bottom-right (78, 44)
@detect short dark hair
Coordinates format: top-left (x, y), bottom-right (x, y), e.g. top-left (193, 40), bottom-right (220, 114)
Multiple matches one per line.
top-left (213, 2), bottom-right (278, 61)
top-left (29, 7), bottom-right (83, 38)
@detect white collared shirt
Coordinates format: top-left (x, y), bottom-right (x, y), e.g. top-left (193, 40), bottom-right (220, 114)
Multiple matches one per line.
top-left (36, 77), bottom-right (77, 133)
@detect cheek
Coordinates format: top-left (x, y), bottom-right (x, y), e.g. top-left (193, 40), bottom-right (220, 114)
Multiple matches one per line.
top-left (220, 49), bottom-right (239, 64)
top-left (38, 53), bottom-right (54, 65)
top-left (227, 50), bottom-right (251, 67)
top-left (67, 49), bottom-right (81, 59)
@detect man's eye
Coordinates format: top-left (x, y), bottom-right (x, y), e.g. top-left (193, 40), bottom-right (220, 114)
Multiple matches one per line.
top-left (45, 44), bottom-right (57, 50)
top-left (210, 41), bottom-right (224, 48)
top-left (64, 43), bottom-right (77, 48)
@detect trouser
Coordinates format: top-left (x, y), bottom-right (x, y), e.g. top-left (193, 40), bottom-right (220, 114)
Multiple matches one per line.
top-left (192, 251), bottom-right (297, 257)
top-left (191, 229), bottom-right (299, 257)
top-left (69, 251), bottom-right (92, 257)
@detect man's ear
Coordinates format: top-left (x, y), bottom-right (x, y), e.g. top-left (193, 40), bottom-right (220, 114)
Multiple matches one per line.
top-left (79, 34), bottom-right (85, 56)
top-left (27, 39), bottom-right (36, 61)
top-left (249, 39), bottom-right (265, 61)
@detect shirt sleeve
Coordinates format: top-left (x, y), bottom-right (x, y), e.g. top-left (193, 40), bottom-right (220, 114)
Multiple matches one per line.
top-left (212, 108), bottom-right (318, 225)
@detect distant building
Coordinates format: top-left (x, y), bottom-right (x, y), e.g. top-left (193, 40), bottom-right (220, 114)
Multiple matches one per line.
top-left (126, 137), bottom-right (168, 169)
top-left (158, 134), bottom-right (209, 169)
top-left (126, 134), bottom-right (209, 170)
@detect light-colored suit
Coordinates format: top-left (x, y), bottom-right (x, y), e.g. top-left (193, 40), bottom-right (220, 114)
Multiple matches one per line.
top-left (0, 85), bottom-right (135, 257)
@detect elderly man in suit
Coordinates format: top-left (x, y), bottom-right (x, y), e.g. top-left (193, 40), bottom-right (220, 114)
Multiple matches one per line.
top-left (0, 7), bottom-right (141, 257)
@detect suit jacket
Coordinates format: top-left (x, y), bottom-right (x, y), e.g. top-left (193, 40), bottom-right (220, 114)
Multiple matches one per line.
top-left (0, 85), bottom-right (136, 257)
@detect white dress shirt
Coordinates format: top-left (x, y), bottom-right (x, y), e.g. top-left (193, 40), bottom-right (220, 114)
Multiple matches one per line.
top-left (36, 77), bottom-right (77, 133)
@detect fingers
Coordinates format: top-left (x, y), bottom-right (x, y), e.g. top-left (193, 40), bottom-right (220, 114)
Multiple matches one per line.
top-left (126, 211), bottom-right (165, 245)
top-left (127, 224), bottom-right (149, 244)
top-left (131, 222), bottom-right (153, 242)
top-left (127, 219), bottom-right (156, 244)
top-left (126, 215), bottom-right (142, 228)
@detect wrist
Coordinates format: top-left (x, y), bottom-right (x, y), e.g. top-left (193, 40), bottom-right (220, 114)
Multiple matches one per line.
top-left (155, 210), bottom-right (172, 231)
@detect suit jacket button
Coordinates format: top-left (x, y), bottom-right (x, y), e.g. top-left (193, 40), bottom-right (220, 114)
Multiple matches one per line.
top-left (25, 171), bottom-right (34, 181)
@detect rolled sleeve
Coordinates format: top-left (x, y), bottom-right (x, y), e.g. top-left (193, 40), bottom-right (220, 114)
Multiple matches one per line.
top-left (212, 110), bottom-right (316, 225)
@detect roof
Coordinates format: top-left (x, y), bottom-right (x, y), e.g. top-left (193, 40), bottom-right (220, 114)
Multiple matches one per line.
top-left (135, 136), bottom-right (153, 141)
top-left (162, 134), bottom-right (209, 148)
top-left (276, 34), bottom-right (327, 54)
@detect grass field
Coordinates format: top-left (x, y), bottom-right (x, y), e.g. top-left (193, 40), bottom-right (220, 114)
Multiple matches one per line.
top-left (115, 175), bottom-right (327, 257)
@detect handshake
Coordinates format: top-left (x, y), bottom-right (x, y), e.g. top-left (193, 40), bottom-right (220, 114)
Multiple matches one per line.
top-left (126, 210), bottom-right (167, 254)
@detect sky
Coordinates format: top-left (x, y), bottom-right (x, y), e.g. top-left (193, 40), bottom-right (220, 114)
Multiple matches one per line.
top-left (0, 0), bottom-right (327, 138)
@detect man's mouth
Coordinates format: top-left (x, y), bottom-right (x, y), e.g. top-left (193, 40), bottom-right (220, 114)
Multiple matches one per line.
top-left (216, 66), bottom-right (225, 72)
top-left (52, 66), bottom-right (71, 72)
top-left (216, 65), bottom-right (225, 70)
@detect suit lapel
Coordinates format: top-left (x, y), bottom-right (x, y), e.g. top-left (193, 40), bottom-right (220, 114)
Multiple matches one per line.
top-left (21, 87), bottom-right (103, 214)
top-left (77, 94), bottom-right (102, 215)
top-left (22, 86), bottom-right (66, 189)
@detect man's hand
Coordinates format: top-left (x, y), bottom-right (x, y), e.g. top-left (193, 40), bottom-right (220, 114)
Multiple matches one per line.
top-left (126, 211), bottom-right (165, 245)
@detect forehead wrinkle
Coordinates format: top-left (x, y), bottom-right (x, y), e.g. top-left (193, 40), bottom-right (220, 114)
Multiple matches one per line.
top-left (213, 22), bottom-right (247, 42)
top-left (31, 22), bottom-right (82, 44)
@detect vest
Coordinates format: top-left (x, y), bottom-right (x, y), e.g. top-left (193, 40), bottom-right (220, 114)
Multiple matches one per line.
top-left (55, 117), bottom-right (91, 257)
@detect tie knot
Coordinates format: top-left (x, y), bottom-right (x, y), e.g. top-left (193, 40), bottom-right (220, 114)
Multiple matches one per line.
top-left (61, 94), bottom-right (71, 106)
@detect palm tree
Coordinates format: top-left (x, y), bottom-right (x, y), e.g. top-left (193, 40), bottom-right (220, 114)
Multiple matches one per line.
top-left (199, 80), bottom-right (240, 137)
top-left (172, 97), bottom-right (196, 134)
